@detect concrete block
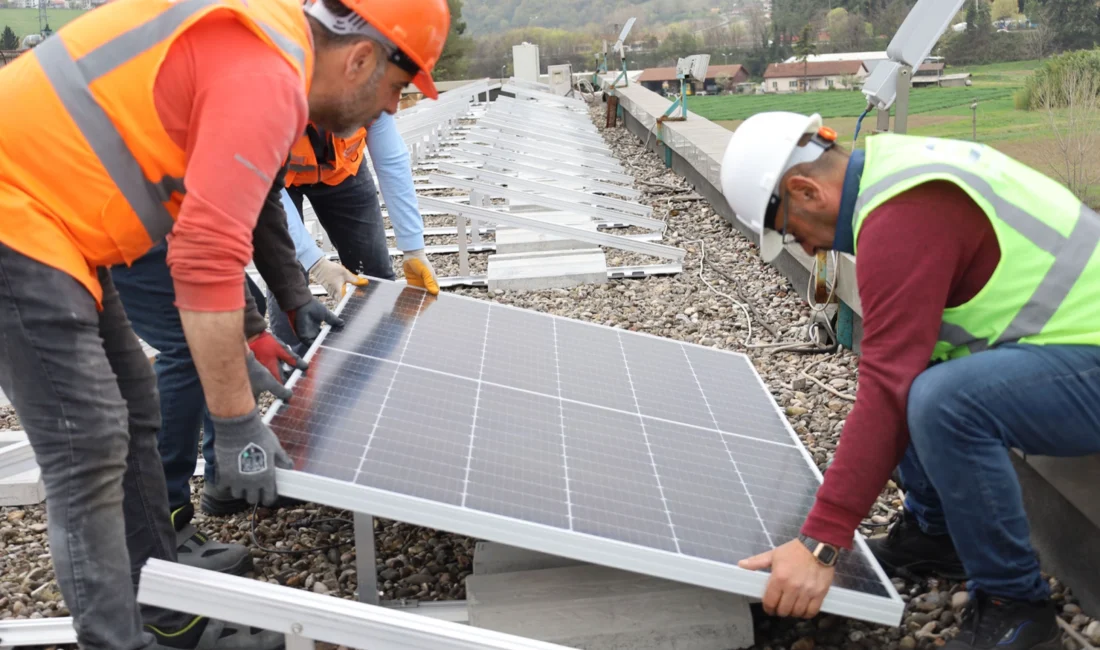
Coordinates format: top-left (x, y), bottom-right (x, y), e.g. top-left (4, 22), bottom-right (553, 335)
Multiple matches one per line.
top-left (488, 249), bottom-right (607, 292)
top-left (473, 541), bottom-right (587, 576)
top-left (495, 225), bottom-right (600, 254)
top-left (0, 468), bottom-right (44, 506)
top-left (467, 564), bottom-right (754, 650)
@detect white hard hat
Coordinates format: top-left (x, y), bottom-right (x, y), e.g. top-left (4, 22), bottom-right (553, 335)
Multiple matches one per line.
top-left (719, 111), bottom-right (833, 262)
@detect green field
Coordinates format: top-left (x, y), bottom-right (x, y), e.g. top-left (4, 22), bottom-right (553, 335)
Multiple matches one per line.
top-left (695, 60), bottom-right (1100, 203)
top-left (0, 8), bottom-right (87, 40)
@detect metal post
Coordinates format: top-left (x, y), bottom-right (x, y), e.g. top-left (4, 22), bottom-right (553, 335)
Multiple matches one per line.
top-left (876, 105), bottom-right (891, 134)
top-left (354, 512), bottom-right (379, 605)
top-left (456, 214), bottom-right (470, 278)
top-left (894, 66), bottom-right (911, 134)
top-left (971, 101), bottom-right (978, 141)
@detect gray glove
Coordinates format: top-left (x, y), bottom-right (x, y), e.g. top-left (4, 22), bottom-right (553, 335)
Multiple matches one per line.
top-left (245, 350), bottom-right (293, 402)
top-left (212, 407), bottom-right (293, 507)
top-left (287, 297), bottom-right (344, 346)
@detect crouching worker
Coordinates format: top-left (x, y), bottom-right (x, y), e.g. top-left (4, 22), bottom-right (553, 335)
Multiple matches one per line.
top-left (720, 111), bottom-right (1100, 650)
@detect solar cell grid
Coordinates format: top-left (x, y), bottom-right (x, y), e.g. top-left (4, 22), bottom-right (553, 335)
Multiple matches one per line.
top-left (266, 279), bottom-right (903, 624)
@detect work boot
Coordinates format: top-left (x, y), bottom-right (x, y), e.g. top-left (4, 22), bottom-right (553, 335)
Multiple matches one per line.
top-left (201, 480), bottom-right (304, 517)
top-left (865, 507), bottom-right (967, 581)
top-left (172, 503), bottom-right (253, 576)
top-left (944, 592), bottom-right (1061, 649)
top-left (149, 615), bottom-right (285, 649)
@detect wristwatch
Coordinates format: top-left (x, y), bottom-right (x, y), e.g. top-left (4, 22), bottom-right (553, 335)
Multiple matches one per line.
top-left (798, 534), bottom-right (840, 567)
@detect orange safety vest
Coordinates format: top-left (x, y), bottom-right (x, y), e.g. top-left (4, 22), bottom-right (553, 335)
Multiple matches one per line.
top-left (0, 0), bottom-right (314, 306)
top-left (284, 123), bottom-right (367, 187)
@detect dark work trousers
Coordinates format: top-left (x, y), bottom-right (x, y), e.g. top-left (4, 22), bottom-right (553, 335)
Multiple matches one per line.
top-left (0, 243), bottom-right (190, 649)
top-left (276, 171), bottom-right (394, 353)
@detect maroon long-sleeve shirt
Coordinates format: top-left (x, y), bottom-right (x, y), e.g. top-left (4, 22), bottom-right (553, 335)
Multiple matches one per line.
top-left (801, 180), bottom-right (1002, 548)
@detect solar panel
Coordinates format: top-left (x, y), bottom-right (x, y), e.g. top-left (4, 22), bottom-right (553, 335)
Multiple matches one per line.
top-left (265, 280), bottom-right (904, 626)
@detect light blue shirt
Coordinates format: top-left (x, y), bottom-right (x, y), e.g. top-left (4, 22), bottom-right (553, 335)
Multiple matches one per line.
top-left (283, 111), bottom-right (424, 272)
top-left (366, 112), bottom-right (424, 252)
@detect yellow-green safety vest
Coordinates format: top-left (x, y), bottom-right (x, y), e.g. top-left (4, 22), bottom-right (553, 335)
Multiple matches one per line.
top-left (852, 133), bottom-right (1100, 362)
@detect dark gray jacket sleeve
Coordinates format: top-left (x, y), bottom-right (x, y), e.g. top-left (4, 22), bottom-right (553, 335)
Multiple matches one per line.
top-left (251, 163), bottom-right (313, 314)
top-left (242, 280), bottom-right (267, 340)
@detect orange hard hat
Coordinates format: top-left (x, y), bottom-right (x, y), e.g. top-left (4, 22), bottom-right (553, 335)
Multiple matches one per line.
top-left (306, 0), bottom-right (451, 99)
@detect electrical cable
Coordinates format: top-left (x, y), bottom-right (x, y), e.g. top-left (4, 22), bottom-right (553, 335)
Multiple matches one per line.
top-left (682, 238), bottom-right (754, 347)
top-left (248, 502), bottom-right (355, 556)
top-left (853, 104), bottom-right (872, 143)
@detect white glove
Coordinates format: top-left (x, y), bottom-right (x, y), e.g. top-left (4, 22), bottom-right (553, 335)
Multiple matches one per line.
top-left (403, 249), bottom-right (439, 295)
top-left (308, 257), bottom-right (367, 298)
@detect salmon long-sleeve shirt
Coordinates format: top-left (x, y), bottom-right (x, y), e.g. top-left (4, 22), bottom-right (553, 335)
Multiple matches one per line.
top-left (800, 150), bottom-right (1001, 548)
top-left (155, 13), bottom-right (310, 313)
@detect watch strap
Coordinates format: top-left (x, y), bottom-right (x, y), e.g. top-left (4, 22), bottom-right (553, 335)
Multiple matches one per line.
top-left (798, 534), bottom-right (840, 567)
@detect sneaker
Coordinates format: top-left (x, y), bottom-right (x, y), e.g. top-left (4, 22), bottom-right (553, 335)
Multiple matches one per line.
top-left (171, 503), bottom-right (253, 576)
top-left (865, 507), bottom-right (967, 581)
top-left (149, 615), bottom-right (285, 649)
top-left (944, 592), bottom-right (1061, 649)
top-left (201, 480), bottom-right (304, 517)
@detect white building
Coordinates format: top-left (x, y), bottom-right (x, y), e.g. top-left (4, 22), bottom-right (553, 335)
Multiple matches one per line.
top-left (763, 60), bottom-right (868, 93)
top-left (782, 50), bottom-right (888, 74)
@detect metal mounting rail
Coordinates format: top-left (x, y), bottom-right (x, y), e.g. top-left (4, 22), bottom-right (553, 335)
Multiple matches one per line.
top-left (490, 97), bottom-right (593, 124)
top-left (463, 131), bottom-right (623, 174)
top-left (486, 105), bottom-right (597, 134)
top-left (434, 161), bottom-right (652, 217)
top-left (468, 122), bottom-right (610, 155)
top-left (417, 196), bottom-right (684, 262)
top-left (476, 108), bottom-right (601, 134)
top-left (136, 560), bottom-right (572, 650)
top-left (447, 149), bottom-right (641, 199)
top-left (446, 142), bottom-right (635, 185)
top-left (427, 173), bottom-right (666, 232)
top-left (501, 84), bottom-right (586, 108)
top-left (0, 618), bottom-right (78, 648)
top-left (475, 115), bottom-right (604, 145)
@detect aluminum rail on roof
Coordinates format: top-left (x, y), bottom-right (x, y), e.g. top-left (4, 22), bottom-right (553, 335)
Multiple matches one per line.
top-left (474, 116), bottom-right (608, 149)
top-left (0, 618), bottom-right (77, 647)
top-left (427, 173), bottom-right (666, 232)
top-left (448, 142), bottom-right (635, 185)
top-left (417, 195), bottom-right (682, 261)
top-left (447, 148), bottom-right (640, 198)
top-left (470, 122), bottom-right (611, 155)
top-left (434, 161), bottom-right (651, 217)
top-left (137, 560), bottom-right (574, 650)
top-left (463, 131), bottom-right (623, 173)
top-left (483, 108), bottom-right (597, 135)
top-left (492, 96), bottom-right (594, 122)
top-left (502, 84), bottom-right (587, 108)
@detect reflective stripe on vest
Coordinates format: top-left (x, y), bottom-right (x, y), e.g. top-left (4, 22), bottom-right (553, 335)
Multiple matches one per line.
top-left (33, 0), bottom-right (307, 244)
top-left (852, 134), bottom-right (1100, 360)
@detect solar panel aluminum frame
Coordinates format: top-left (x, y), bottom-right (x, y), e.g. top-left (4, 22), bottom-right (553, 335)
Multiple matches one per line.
top-left (434, 162), bottom-right (652, 217)
top-left (263, 287), bottom-right (904, 627)
top-left (424, 175), bottom-right (668, 234)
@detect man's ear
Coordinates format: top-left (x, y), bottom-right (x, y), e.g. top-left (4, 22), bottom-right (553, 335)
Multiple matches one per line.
top-left (786, 174), bottom-right (821, 205)
top-left (344, 39), bottom-right (378, 80)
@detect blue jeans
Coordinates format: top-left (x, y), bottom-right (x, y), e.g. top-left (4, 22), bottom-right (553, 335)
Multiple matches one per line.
top-left (0, 243), bottom-right (189, 648)
top-left (899, 342), bottom-right (1100, 602)
top-left (276, 171), bottom-right (394, 351)
top-left (111, 241), bottom-right (216, 511)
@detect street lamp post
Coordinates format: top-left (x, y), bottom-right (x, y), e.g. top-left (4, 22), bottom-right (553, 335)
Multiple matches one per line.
top-left (970, 100), bottom-right (978, 141)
